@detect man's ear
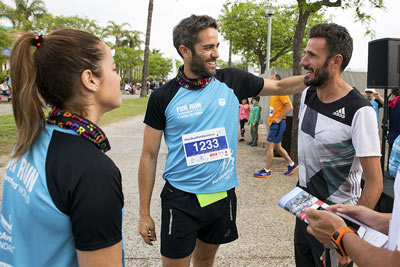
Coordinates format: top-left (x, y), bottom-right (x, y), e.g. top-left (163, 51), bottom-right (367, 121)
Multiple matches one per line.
top-left (332, 54), bottom-right (343, 70)
top-left (179, 45), bottom-right (192, 60)
top-left (81, 69), bottom-right (99, 92)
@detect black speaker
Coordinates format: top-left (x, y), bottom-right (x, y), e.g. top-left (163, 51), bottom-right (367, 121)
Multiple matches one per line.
top-left (367, 38), bottom-right (400, 89)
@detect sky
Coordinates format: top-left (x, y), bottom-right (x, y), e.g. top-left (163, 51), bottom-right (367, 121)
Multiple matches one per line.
top-left (3, 0), bottom-right (400, 71)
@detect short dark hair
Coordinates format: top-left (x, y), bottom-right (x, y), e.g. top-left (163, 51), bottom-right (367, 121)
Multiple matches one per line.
top-left (252, 96), bottom-right (260, 102)
top-left (392, 88), bottom-right (400, 96)
top-left (308, 23), bottom-right (353, 72)
top-left (173, 15), bottom-right (218, 58)
top-left (274, 73), bottom-right (281, 80)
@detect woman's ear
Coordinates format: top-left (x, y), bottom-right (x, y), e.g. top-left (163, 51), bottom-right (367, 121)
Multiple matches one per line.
top-left (81, 69), bottom-right (99, 92)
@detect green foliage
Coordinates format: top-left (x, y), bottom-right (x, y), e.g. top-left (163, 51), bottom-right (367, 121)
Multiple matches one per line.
top-left (219, 0), bottom-right (328, 73)
top-left (216, 59), bottom-right (248, 71)
top-left (336, 0), bottom-right (385, 37)
top-left (148, 54), bottom-right (172, 79)
top-left (102, 21), bottom-right (131, 47)
top-left (0, 0), bottom-right (47, 28)
top-left (24, 14), bottom-right (102, 35)
top-left (114, 46), bottom-right (143, 83)
top-left (0, 26), bottom-right (12, 49)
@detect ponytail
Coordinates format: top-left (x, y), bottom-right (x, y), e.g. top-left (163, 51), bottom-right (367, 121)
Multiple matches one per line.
top-left (9, 29), bottom-right (104, 159)
top-left (10, 33), bottom-right (45, 159)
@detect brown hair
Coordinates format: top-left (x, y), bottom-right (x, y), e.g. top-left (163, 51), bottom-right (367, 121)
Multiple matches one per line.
top-left (173, 15), bottom-right (218, 58)
top-left (10, 29), bottom-right (105, 159)
top-left (308, 23), bottom-right (353, 72)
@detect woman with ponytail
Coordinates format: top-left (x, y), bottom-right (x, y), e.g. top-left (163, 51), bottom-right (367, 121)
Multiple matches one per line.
top-left (0, 29), bottom-right (124, 266)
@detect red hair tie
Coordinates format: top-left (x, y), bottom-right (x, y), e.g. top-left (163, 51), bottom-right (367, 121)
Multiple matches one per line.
top-left (32, 35), bottom-right (43, 48)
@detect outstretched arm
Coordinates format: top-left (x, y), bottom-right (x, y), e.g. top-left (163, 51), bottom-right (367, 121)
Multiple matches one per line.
top-left (306, 208), bottom-right (399, 267)
top-left (138, 125), bottom-right (163, 245)
top-left (258, 75), bottom-right (306, 96)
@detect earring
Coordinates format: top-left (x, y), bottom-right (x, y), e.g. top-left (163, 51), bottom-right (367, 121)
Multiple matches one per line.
top-left (95, 86), bottom-right (98, 91)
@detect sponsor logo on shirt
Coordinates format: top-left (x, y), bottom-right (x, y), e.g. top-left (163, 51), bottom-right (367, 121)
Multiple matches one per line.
top-left (176, 102), bottom-right (203, 119)
top-left (333, 107), bottom-right (345, 119)
top-left (0, 214), bottom-right (14, 253)
top-left (218, 98), bottom-right (226, 106)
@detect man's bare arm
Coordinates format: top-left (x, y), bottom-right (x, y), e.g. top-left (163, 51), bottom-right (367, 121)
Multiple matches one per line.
top-left (357, 156), bottom-right (383, 208)
top-left (306, 208), bottom-right (400, 267)
top-left (258, 75), bottom-right (306, 96)
top-left (273, 102), bottom-right (293, 124)
top-left (138, 125), bottom-right (163, 245)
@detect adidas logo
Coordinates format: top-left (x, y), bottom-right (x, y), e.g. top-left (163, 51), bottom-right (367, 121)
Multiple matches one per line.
top-left (333, 107), bottom-right (345, 118)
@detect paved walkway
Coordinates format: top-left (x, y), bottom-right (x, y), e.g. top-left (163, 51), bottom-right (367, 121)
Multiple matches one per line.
top-left (0, 100), bottom-right (298, 266)
top-left (104, 116), bottom-right (297, 266)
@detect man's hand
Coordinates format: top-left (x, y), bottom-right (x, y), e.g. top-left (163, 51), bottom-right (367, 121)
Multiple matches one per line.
top-left (138, 214), bottom-right (157, 245)
top-left (337, 252), bottom-right (352, 267)
top-left (321, 251), bottom-right (352, 267)
top-left (305, 208), bottom-right (346, 248)
top-left (328, 204), bottom-right (391, 235)
top-left (272, 118), bottom-right (282, 124)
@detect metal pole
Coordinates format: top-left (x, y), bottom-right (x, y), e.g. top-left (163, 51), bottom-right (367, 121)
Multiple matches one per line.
top-left (381, 88), bottom-right (389, 173)
top-left (266, 14), bottom-right (272, 74)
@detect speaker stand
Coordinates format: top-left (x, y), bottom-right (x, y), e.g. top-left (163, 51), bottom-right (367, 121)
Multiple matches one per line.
top-left (380, 89), bottom-right (389, 173)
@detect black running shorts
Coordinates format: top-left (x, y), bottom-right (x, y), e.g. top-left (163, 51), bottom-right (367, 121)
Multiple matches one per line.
top-left (160, 181), bottom-right (238, 259)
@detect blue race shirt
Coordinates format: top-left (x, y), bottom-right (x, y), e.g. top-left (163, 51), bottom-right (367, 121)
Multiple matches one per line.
top-left (144, 68), bottom-right (264, 194)
top-left (0, 124), bottom-right (124, 266)
top-left (389, 136), bottom-right (400, 178)
top-left (369, 98), bottom-right (382, 123)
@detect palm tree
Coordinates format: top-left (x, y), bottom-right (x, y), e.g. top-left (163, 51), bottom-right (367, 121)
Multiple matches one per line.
top-left (0, 0), bottom-right (47, 28)
top-left (121, 30), bottom-right (143, 49)
top-left (151, 48), bottom-right (162, 56)
top-left (102, 21), bottom-right (131, 48)
top-left (140, 0), bottom-right (154, 97)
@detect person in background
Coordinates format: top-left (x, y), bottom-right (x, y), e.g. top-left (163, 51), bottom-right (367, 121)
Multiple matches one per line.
top-left (388, 88), bottom-right (400, 156)
top-left (363, 88), bottom-right (383, 123)
top-left (389, 135), bottom-right (400, 178)
top-left (0, 29), bottom-right (124, 266)
top-left (247, 96), bottom-right (261, 147)
top-left (254, 73), bottom-right (298, 178)
top-left (239, 98), bottom-right (250, 142)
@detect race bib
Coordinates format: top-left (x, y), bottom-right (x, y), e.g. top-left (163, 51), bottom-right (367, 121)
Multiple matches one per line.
top-left (182, 127), bottom-right (230, 166)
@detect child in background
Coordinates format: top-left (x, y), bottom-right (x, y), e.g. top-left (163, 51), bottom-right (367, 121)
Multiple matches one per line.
top-left (239, 98), bottom-right (250, 141)
top-left (247, 96), bottom-right (261, 147)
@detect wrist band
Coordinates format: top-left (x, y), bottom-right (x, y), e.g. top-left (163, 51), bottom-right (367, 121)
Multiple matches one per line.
top-left (330, 226), bottom-right (356, 257)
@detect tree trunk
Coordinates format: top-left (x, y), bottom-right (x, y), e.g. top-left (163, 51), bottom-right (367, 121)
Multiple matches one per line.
top-left (141, 0), bottom-right (154, 98)
top-left (259, 54), bottom-right (266, 75)
top-left (290, 8), bottom-right (309, 163)
top-left (228, 41), bottom-right (232, 68)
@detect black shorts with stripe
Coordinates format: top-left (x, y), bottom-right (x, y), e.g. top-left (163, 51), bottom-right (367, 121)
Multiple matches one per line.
top-left (160, 181), bottom-right (238, 259)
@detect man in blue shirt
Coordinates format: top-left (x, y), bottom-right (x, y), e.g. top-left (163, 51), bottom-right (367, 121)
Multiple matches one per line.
top-left (137, 14), bottom-right (306, 267)
top-left (364, 88), bottom-right (384, 123)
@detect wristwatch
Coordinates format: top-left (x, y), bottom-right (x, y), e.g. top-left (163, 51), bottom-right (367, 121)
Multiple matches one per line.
top-left (330, 226), bottom-right (356, 257)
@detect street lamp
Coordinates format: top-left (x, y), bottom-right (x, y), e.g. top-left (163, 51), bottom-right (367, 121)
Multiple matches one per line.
top-left (264, 7), bottom-right (275, 75)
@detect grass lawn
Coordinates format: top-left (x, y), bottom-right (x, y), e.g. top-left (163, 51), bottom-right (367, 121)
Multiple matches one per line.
top-left (0, 97), bottom-right (148, 157)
